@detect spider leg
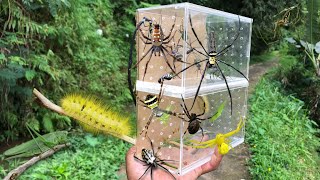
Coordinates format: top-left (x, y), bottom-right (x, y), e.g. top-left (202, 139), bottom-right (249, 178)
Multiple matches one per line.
top-left (217, 60), bottom-right (248, 81)
top-left (142, 48), bottom-right (155, 81)
top-left (134, 154), bottom-right (146, 163)
top-left (189, 61), bottom-right (209, 111)
top-left (157, 164), bottom-right (176, 180)
top-left (140, 112), bottom-right (155, 137)
top-left (128, 19), bottom-right (151, 105)
top-left (151, 166), bottom-right (154, 180)
top-left (160, 48), bottom-right (177, 75)
top-left (216, 15), bottom-right (240, 55)
top-left (189, 14), bottom-right (209, 55)
top-left (199, 126), bottom-right (204, 143)
top-left (133, 46), bottom-right (154, 68)
top-left (180, 96), bottom-right (191, 119)
top-left (172, 58), bottom-right (207, 79)
top-left (138, 165), bottom-right (151, 180)
top-left (216, 63), bottom-right (233, 115)
top-left (139, 28), bottom-right (152, 41)
top-left (163, 17), bottom-right (176, 41)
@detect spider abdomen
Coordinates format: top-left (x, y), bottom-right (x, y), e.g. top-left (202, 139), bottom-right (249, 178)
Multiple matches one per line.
top-left (188, 120), bottom-right (200, 134)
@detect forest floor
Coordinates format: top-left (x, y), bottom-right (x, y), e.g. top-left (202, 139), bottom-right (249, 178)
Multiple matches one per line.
top-left (118, 58), bottom-right (279, 180)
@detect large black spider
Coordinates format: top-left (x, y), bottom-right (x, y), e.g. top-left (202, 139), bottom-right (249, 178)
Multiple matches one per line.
top-left (134, 136), bottom-right (176, 180)
top-left (134, 17), bottom-right (178, 81)
top-left (172, 14), bottom-right (248, 114)
top-left (175, 95), bottom-right (219, 142)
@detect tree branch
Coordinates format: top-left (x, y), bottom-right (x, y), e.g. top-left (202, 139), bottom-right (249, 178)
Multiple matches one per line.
top-left (4, 143), bottom-right (71, 180)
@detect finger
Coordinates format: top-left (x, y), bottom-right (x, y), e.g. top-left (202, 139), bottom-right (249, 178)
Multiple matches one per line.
top-left (126, 145), bottom-right (136, 161)
top-left (196, 146), bottom-right (223, 176)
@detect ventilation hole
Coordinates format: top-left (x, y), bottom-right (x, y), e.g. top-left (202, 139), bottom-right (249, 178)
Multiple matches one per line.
top-left (142, 66), bottom-right (145, 69)
top-left (240, 62), bottom-right (243, 65)
top-left (240, 45), bottom-right (243, 49)
top-left (171, 101), bottom-right (175, 104)
top-left (240, 37), bottom-right (244, 40)
top-left (224, 127), bottom-right (227, 130)
top-left (151, 139), bottom-right (154, 142)
top-left (240, 27), bottom-right (243, 30)
top-left (160, 142), bottom-right (163, 145)
top-left (142, 137), bottom-right (145, 140)
top-left (151, 129), bottom-right (155, 133)
top-left (149, 77), bottom-right (153, 80)
top-left (160, 121), bottom-right (163, 124)
top-left (158, 152), bottom-right (162, 156)
top-left (240, 54), bottom-right (243, 57)
top-left (160, 66), bottom-right (163, 69)
top-left (219, 28), bottom-right (222, 31)
top-left (162, 17), bottom-right (165, 20)
top-left (169, 145), bottom-right (172, 149)
top-left (211, 124), bottom-right (214, 126)
top-left (150, 65), bottom-right (154, 68)
top-left (160, 132), bottom-right (163, 135)
top-left (152, 17), bottom-right (155, 20)
top-left (169, 123), bottom-right (173, 126)
top-left (161, 99), bottom-right (164, 102)
top-left (217, 125), bottom-right (220, 128)
top-left (143, 117), bottom-right (146, 121)
top-left (168, 135), bottom-right (172, 138)
top-left (167, 156), bottom-right (171, 159)
top-left (172, 16), bottom-right (175, 19)
top-left (143, 107), bottom-right (146, 110)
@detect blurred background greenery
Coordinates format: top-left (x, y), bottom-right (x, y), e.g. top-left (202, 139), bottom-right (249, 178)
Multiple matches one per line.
top-left (0, 0), bottom-right (319, 179)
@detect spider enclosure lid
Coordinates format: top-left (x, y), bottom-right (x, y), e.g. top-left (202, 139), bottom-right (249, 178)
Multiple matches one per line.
top-left (135, 3), bottom-right (252, 98)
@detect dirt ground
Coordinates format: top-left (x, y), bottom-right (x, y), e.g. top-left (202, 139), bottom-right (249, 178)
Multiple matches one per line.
top-left (199, 59), bottom-right (279, 180)
top-left (119, 59), bottom-right (279, 180)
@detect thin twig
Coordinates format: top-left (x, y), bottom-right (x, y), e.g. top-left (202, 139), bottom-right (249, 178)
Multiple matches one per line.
top-left (32, 88), bottom-right (136, 145)
top-left (3, 143), bottom-right (71, 180)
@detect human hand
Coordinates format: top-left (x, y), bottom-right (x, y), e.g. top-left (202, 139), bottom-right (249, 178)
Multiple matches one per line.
top-left (126, 145), bottom-right (223, 180)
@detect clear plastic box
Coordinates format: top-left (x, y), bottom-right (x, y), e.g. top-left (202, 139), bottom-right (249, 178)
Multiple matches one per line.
top-left (134, 2), bottom-right (252, 175)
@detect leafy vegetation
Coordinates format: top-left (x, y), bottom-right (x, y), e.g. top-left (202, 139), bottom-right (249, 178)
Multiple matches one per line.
top-left (0, 133), bottom-right (130, 179)
top-left (247, 78), bottom-right (320, 179)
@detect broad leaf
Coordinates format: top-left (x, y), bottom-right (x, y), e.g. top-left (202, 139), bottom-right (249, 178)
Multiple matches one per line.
top-left (210, 102), bottom-right (226, 122)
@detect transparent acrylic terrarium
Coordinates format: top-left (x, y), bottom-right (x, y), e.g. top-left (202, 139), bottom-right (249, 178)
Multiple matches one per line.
top-left (134, 3), bottom-right (252, 175)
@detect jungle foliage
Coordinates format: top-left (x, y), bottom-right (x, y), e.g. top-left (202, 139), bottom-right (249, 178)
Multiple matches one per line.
top-left (0, 0), bottom-right (138, 141)
top-left (247, 78), bottom-right (320, 179)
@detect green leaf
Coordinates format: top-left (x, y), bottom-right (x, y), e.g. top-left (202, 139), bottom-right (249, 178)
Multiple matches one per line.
top-left (305, 0), bottom-right (320, 44)
top-left (85, 134), bottom-right (100, 147)
top-left (25, 70), bottom-right (37, 81)
top-left (210, 101), bottom-right (226, 122)
top-left (43, 113), bottom-right (54, 132)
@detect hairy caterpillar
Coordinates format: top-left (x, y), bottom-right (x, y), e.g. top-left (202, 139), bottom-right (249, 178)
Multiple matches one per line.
top-left (61, 94), bottom-right (131, 138)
